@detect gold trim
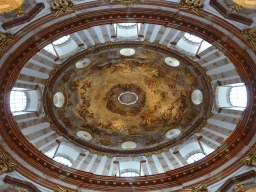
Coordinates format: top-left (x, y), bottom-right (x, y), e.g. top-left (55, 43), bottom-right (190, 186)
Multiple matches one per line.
top-left (54, 186), bottom-right (69, 192)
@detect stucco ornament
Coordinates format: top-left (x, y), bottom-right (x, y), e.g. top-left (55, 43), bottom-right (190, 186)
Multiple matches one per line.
top-left (226, 3), bottom-right (243, 13)
top-left (0, 32), bottom-right (16, 54)
top-left (54, 186), bottom-right (69, 192)
top-left (238, 27), bottom-right (256, 50)
top-left (0, 151), bottom-right (18, 175)
top-left (178, 0), bottom-right (205, 15)
top-left (14, 6), bottom-right (25, 17)
top-left (49, 0), bottom-right (77, 18)
top-left (102, 0), bottom-right (144, 6)
top-left (241, 146), bottom-right (256, 166)
top-left (235, 183), bottom-right (245, 192)
top-left (181, 182), bottom-right (208, 192)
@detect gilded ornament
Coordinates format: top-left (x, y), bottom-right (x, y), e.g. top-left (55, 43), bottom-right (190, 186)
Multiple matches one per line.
top-left (14, 6), bottom-right (25, 17)
top-left (235, 183), bottom-right (245, 192)
top-left (102, 0), bottom-right (144, 6)
top-left (55, 186), bottom-right (69, 192)
top-left (17, 190), bottom-right (26, 192)
top-left (0, 151), bottom-right (18, 175)
top-left (227, 3), bottom-right (243, 13)
top-left (178, 0), bottom-right (205, 15)
top-left (49, 0), bottom-right (77, 18)
top-left (238, 27), bottom-right (256, 50)
top-left (0, 32), bottom-right (16, 54)
top-left (181, 182), bottom-right (208, 192)
top-left (241, 146), bottom-right (256, 167)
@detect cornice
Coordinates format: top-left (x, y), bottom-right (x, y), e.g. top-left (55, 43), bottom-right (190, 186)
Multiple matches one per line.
top-left (0, 3), bottom-right (255, 191)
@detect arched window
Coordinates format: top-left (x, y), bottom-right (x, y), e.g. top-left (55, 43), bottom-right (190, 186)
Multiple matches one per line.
top-left (10, 90), bottom-right (27, 113)
top-left (52, 35), bottom-right (71, 46)
top-left (53, 156), bottom-right (72, 167)
top-left (229, 86), bottom-right (247, 108)
top-left (187, 153), bottom-right (206, 164)
top-left (120, 171), bottom-right (139, 177)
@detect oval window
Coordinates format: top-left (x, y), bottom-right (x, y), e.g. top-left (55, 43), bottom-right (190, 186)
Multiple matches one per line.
top-left (53, 92), bottom-right (65, 107)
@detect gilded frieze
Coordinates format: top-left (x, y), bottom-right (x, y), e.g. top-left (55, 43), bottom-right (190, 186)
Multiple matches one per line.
top-left (235, 183), bottom-right (245, 192)
top-left (0, 151), bottom-right (18, 175)
top-left (102, 0), bottom-right (144, 6)
top-left (49, 0), bottom-right (76, 18)
top-left (178, 0), bottom-right (205, 15)
top-left (226, 3), bottom-right (243, 13)
top-left (238, 27), bottom-right (256, 50)
top-left (241, 146), bottom-right (256, 167)
top-left (181, 182), bottom-right (208, 192)
top-left (0, 32), bottom-right (16, 54)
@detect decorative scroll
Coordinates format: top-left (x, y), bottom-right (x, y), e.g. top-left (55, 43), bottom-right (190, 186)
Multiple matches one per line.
top-left (55, 186), bottom-right (69, 192)
top-left (235, 183), bottom-right (245, 192)
top-left (14, 6), bottom-right (25, 17)
top-left (238, 27), bottom-right (256, 50)
top-left (241, 146), bottom-right (256, 166)
top-left (181, 182), bottom-right (208, 192)
top-left (102, 0), bottom-right (144, 6)
top-left (49, 0), bottom-right (77, 18)
top-left (0, 32), bottom-right (16, 54)
top-left (178, 0), bottom-right (205, 15)
top-left (0, 151), bottom-right (18, 175)
top-left (226, 3), bottom-right (243, 13)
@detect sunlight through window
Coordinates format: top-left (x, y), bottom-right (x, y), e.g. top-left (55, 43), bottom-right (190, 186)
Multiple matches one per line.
top-left (187, 153), bottom-right (205, 164)
top-left (120, 171), bottom-right (139, 177)
top-left (53, 156), bottom-right (72, 167)
top-left (230, 86), bottom-right (247, 108)
top-left (10, 91), bottom-right (27, 113)
top-left (52, 35), bottom-right (70, 46)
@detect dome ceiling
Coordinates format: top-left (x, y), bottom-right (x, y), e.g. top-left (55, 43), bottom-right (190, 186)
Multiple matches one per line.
top-left (45, 45), bottom-right (212, 154)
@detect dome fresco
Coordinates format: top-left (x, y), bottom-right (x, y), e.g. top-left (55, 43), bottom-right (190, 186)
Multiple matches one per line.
top-left (45, 46), bottom-right (212, 154)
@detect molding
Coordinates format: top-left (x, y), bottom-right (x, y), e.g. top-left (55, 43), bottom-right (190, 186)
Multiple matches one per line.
top-left (2, 3), bottom-right (45, 30)
top-left (216, 170), bottom-right (256, 192)
top-left (209, 0), bottom-right (253, 26)
top-left (3, 175), bottom-right (41, 192)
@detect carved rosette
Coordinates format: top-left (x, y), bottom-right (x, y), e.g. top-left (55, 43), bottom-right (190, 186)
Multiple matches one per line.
top-left (235, 183), bottom-right (246, 192)
top-left (54, 186), bottom-right (68, 192)
top-left (178, 0), bottom-right (205, 15)
top-left (238, 27), bottom-right (256, 50)
top-left (241, 146), bottom-right (256, 166)
top-left (181, 182), bottom-right (208, 192)
top-left (0, 151), bottom-right (18, 175)
top-left (49, 0), bottom-right (77, 18)
top-left (0, 32), bottom-right (16, 54)
top-left (102, 0), bottom-right (144, 6)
